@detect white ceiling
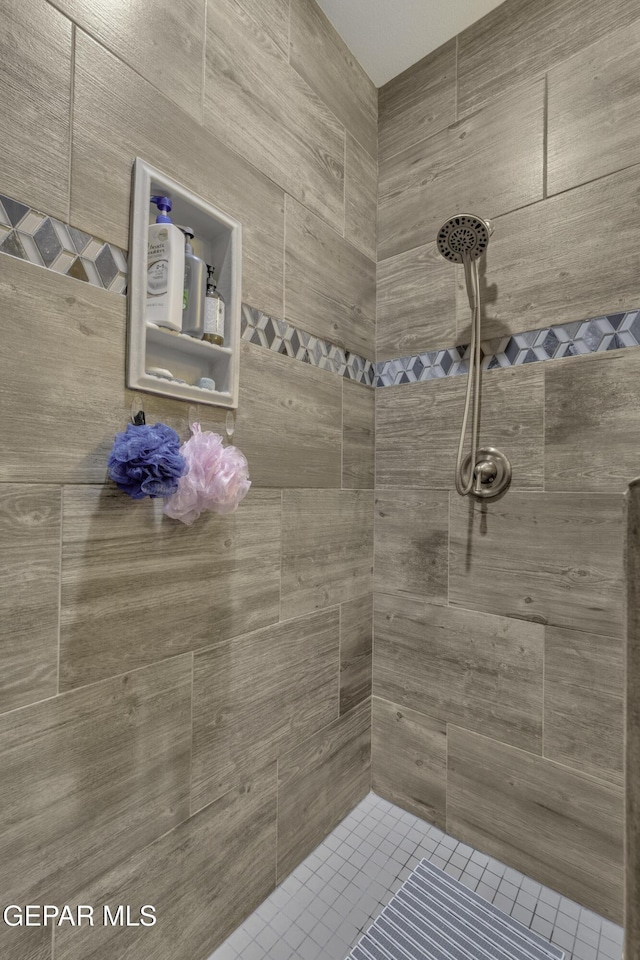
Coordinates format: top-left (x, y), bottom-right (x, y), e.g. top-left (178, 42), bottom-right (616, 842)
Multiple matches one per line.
top-left (315, 0), bottom-right (507, 87)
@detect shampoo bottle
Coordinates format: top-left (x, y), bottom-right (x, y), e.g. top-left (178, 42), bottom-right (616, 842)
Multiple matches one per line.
top-left (203, 265), bottom-right (226, 346)
top-left (180, 227), bottom-right (206, 338)
top-left (146, 196), bottom-right (185, 332)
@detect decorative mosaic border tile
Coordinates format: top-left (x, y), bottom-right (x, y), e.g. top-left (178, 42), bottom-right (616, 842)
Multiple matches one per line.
top-left (240, 305), bottom-right (375, 385)
top-left (374, 311), bottom-right (640, 387)
top-left (0, 191), bottom-right (375, 385)
top-left (0, 193), bottom-right (127, 293)
top-left (1, 191), bottom-right (638, 390)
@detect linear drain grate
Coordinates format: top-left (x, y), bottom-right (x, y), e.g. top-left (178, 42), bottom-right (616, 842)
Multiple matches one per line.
top-left (346, 859), bottom-right (565, 960)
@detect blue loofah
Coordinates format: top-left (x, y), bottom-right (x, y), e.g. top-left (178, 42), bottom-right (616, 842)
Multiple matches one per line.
top-left (107, 422), bottom-right (187, 499)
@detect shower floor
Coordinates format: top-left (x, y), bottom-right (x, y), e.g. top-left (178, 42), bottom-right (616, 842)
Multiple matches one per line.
top-left (208, 792), bottom-right (623, 960)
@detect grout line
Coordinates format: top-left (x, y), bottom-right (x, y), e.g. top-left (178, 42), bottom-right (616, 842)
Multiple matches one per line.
top-left (446, 722), bottom-right (623, 789)
top-left (0, 648), bottom-right (195, 722)
top-left (541, 625), bottom-right (546, 761)
top-left (56, 487), bottom-right (64, 696)
top-left (447, 490), bottom-right (451, 607)
top-left (278, 490), bottom-right (283, 623)
top-left (454, 33), bottom-right (459, 123)
top-left (445, 721), bottom-right (449, 833)
top-left (343, 128), bottom-right (348, 239)
top-left (341, 377), bottom-right (345, 488)
top-left (188, 651), bottom-right (195, 817)
top-left (338, 602), bottom-right (343, 715)
top-left (287, 0), bottom-right (291, 63)
top-left (275, 756), bottom-right (280, 885)
top-left (201, 0), bottom-right (208, 124)
top-left (67, 23), bottom-right (76, 224)
top-left (282, 194), bottom-right (287, 323)
top-left (542, 73), bottom-right (548, 199)
top-left (541, 360), bottom-right (547, 493)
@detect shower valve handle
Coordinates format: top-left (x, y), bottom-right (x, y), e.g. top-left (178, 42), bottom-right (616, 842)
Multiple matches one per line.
top-left (473, 459), bottom-right (498, 495)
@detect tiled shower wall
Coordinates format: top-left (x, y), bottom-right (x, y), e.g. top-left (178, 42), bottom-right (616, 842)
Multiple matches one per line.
top-left (0, 2), bottom-right (376, 959)
top-left (373, 0), bottom-right (640, 927)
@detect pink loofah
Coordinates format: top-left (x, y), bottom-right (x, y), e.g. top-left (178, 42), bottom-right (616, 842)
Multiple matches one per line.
top-left (163, 423), bottom-right (251, 525)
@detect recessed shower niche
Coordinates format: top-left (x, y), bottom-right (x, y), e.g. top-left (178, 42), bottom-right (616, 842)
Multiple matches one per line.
top-left (127, 158), bottom-right (242, 408)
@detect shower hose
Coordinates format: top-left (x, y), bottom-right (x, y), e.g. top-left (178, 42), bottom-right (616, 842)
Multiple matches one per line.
top-left (456, 255), bottom-right (482, 497)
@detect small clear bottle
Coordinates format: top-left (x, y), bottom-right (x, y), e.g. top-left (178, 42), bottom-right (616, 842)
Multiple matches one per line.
top-left (203, 265), bottom-right (225, 346)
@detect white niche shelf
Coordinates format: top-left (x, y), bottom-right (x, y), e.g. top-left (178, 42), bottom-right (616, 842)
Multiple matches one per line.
top-left (127, 158), bottom-right (242, 408)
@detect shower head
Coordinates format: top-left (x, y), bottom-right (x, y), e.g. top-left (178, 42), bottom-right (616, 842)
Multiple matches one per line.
top-left (436, 214), bottom-right (493, 264)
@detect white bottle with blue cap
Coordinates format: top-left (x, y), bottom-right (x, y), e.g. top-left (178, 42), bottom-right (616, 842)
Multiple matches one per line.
top-left (146, 195), bottom-right (185, 332)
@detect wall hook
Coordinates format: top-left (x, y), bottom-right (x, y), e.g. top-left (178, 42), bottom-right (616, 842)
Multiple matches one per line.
top-left (130, 397), bottom-right (146, 426)
top-left (225, 411), bottom-right (236, 443)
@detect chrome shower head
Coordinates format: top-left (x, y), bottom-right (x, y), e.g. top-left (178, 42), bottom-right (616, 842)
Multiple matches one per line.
top-left (436, 214), bottom-right (493, 264)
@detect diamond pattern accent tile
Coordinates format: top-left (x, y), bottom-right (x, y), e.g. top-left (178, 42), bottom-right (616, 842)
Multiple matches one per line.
top-left (69, 225), bottom-right (92, 254)
top-left (240, 305), bottom-right (374, 384)
top-left (375, 311), bottom-right (640, 386)
top-left (0, 192), bottom-right (127, 293)
top-left (0, 190), bottom-right (638, 389)
top-left (95, 243), bottom-right (119, 289)
top-left (33, 218), bottom-right (63, 267)
top-left (0, 195), bottom-right (29, 227)
top-left (0, 230), bottom-right (27, 260)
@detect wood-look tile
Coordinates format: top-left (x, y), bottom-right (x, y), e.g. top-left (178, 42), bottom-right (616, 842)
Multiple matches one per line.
top-left (55, 766), bottom-right (277, 960)
top-left (0, 655), bottom-right (191, 960)
top-left (233, 0), bottom-right (290, 58)
top-left (285, 197), bottom-right (376, 358)
top-left (204, 0), bottom-right (344, 234)
top-left (342, 380), bottom-right (374, 490)
top-left (0, 0), bottom-right (71, 220)
top-left (374, 595), bottom-right (543, 753)
top-left (53, 0), bottom-right (204, 120)
top-left (545, 349), bottom-right (640, 494)
top-left (377, 242), bottom-right (457, 360)
top-left (340, 595), bottom-right (372, 714)
top-left (289, 0), bottom-right (377, 158)
top-left (277, 700), bottom-right (371, 880)
top-left (236, 341), bottom-right (342, 488)
top-left (376, 365), bottom-right (544, 490)
top-left (60, 486), bottom-right (281, 690)
top-left (544, 626), bottom-right (624, 786)
top-left (0, 919), bottom-right (49, 960)
top-left (375, 489), bottom-right (448, 603)
top-left (378, 39), bottom-right (456, 166)
top-left (463, 167), bottom-right (640, 341)
top-left (0, 254), bottom-right (126, 483)
top-left (548, 19), bottom-right (640, 195)
top-left (372, 696), bottom-right (446, 828)
top-left (280, 489), bottom-right (373, 620)
top-left (0, 485), bottom-right (60, 715)
top-left (449, 492), bottom-right (625, 639)
top-left (447, 726), bottom-right (624, 922)
top-left (626, 480), bottom-right (640, 956)
top-left (0, 256), bottom-right (210, 487)
top-left (457, 0), bottom-right (640, 117)
top-left (72, 31), bottom-right (285, 318)
top-left (345, 133), bottom-right (377, 261)
top-left (191, 609), bottom-right (340, 813)
top-left (378, 80), bottom-right (544, 261)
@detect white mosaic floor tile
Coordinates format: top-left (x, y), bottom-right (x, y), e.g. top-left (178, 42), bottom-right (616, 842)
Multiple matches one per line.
top-left (208, 792), bottom-right (623, 960)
